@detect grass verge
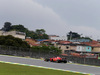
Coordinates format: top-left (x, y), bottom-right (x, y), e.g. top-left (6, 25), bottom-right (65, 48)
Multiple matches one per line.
top-left (0, 62), bottom-right (87, 75)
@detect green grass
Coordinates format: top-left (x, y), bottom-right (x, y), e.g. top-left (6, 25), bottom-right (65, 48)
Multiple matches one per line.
top-left (0, 62), bottom-right (86, 75)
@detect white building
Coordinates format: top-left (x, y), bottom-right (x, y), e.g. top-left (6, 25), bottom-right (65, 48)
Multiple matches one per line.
top-left (0, 30), bottom-right (26, 40)
top-left (49, 35), bottom-right (67, 41)
top-left (76, 44), bottom-right (91, 52)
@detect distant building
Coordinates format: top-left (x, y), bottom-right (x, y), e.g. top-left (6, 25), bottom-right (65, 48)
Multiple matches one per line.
top-left (49, 35), bottom-right (67, 41)
top-left (0, 30), bottom-right (26, 40)
top-left (70, 39), bottom-right (91, 42)
top-left (57, 43), bottom-right (77, 54)
top-left (57, 43), bottom-right (92, 54)
top-left (25, 38), bottom-right (39, 47)
top-left (76, 44), bottom-right (91, 52)
top-left (81, 40), bottom-right (100, 52)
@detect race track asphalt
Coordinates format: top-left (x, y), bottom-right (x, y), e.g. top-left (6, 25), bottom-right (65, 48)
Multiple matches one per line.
top-left (0, 55), bottom-right (99, 75)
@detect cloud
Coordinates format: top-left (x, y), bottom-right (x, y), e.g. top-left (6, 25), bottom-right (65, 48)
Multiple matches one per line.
top-left (0, 0), bottom-right (68, 35)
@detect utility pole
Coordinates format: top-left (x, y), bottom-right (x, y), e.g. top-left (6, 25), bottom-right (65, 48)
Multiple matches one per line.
top-left (70, 32), bottom-right (72, 41)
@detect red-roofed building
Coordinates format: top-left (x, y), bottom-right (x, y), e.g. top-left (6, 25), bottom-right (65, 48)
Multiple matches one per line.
top-left (25, 38), bottom-right (40, 47)
top-left (81, 40), bottom-right (100, 52)
top-left (81, 40), bottom-right (99, 46)
top-left (58, 41), bottom-right (72, 44)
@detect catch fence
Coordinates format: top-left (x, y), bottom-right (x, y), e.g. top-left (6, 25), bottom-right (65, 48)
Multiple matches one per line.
top-left (63, 56), bottom-right (100, 66)
top-left (0, 45), bottom-right (58, 58)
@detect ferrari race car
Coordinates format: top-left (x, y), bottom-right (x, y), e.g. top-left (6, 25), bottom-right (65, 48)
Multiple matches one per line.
top-left (44, 57), bottom-right (67, 63)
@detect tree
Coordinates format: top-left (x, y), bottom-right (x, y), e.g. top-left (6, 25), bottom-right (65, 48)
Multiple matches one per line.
top-left (11, 24), bottom-right (27, 32)
top-left (2, 22), bottom-right (12, 31)
top-left (81, 36), bottom-right (92, 41)
top-left (67, 31), bottom-right (80, 40)
top-left (36, 29), bottom-right (45, 35)
top-left (35, 29), bottom-right (48, 39)
top-left (67, 31), bottom-right (92, 41)
top-left (10, 25), bottom-right (49, 39)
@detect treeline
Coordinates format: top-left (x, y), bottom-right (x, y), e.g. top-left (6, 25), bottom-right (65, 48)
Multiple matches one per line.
top-left (1, 22), bottom-right (49, 39)
top-left (67, 31), bottom-right (92, 41)
top-left (0, 35), bottom-right (30, 48)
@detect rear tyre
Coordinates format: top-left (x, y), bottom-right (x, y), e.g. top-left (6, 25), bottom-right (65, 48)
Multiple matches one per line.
top-left (63, 60), bottom-right (67, 63)
top-left (56, 60), bottom-right (61, 63)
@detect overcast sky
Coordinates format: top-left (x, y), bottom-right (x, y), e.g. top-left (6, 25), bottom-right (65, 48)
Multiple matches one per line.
top-left (0, 0), bottom-right (100, 40)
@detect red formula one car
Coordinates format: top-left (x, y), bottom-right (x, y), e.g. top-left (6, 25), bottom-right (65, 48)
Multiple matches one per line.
top-left (44, 57), bottom-right (67, 63)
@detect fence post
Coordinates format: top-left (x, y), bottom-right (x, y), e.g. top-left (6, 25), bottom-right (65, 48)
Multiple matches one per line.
top-left (84, 57), bottom-right (85, 64)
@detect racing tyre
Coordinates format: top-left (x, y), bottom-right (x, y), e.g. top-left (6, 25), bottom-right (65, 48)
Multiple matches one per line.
top-left (56, 60), bottom-right (61, 63)
top-left (63, 60), bottom-right (67, 63)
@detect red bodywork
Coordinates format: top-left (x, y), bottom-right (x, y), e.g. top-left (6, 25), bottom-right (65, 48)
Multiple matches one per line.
top-left (50, 57), bottom-right (62, 62)
top-left (44, 56), bottom-right (67, 63)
